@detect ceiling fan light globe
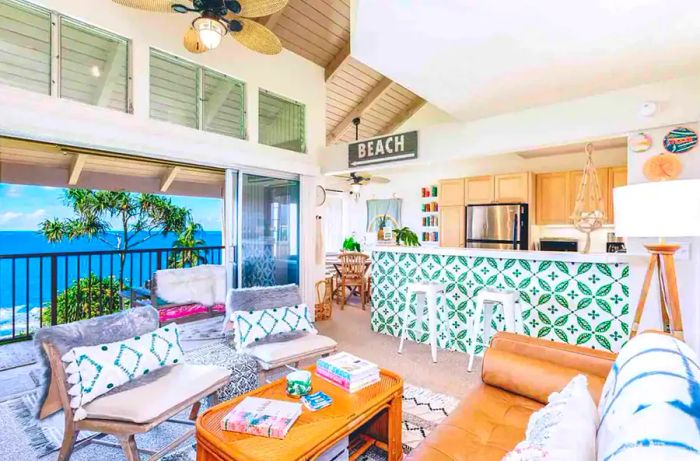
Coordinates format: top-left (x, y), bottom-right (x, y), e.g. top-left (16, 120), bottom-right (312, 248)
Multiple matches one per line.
top-left (351, 184), bottom-right (361, 194)
top-left (193, 16), bottom-right (226, 49)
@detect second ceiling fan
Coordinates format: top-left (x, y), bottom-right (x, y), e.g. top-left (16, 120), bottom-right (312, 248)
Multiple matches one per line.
top-left (113, 0), bottom-right (286, 55)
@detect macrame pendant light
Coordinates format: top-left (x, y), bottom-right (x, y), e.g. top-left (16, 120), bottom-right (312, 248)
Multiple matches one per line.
top-left (570, 143), bottom-right (606, 253)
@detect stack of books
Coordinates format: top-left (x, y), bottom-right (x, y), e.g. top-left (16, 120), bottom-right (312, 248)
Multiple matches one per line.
top-left (221, 397), bottom-right (302, 439)
top-left (316, 352), bottom-right (380, 393)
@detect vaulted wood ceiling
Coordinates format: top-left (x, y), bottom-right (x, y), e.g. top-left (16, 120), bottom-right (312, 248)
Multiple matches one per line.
top-left (259, 0), bottom-right (425, 145)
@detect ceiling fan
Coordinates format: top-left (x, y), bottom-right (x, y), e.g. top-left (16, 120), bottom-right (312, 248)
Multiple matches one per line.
top-left (339, 172), bottom-right (390, 196)
top-left (112, 0), bottom-right (286, 55)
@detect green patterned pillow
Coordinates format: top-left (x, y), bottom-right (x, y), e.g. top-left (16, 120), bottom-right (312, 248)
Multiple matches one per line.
top-left (233, 304), bottom-right (316, 350)
top-left (61, 324), bottom-right (185, 421)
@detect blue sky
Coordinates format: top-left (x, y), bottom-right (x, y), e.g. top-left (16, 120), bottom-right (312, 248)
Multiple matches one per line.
top-left (0, 184), bottom-right (223, 231)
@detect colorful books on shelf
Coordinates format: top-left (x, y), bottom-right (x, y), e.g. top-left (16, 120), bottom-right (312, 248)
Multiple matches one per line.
top-left (221, 397), bottom-right (302, 439)
top-left (316, 352), bottom-right (380, 393)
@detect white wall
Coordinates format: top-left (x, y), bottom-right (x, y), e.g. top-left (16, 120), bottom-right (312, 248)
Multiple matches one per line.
top-left (624, 123), bottom-right (700, 354)
top-left (0, 0), bottom-right (326, 175)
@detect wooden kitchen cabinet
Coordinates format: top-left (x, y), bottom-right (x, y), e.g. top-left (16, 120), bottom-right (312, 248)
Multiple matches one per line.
top-left (568, 168), bottom-right (609, 220)
top-left (464, 176), bottom-right (494, 204)
top-left (607, 166), bottom-right (628, 223)
top-left (536, 172), bottom-right (571, 224)
top-left (438, 178), bottom-right (465, 207)
top-left (494, 173), bottom-right (530, 203)
top-left (439, 205), bottom-right (465, 248)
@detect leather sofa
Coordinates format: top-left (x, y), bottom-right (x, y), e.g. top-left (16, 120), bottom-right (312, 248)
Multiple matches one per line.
top-left (406, 332), bottom-right (617, 461)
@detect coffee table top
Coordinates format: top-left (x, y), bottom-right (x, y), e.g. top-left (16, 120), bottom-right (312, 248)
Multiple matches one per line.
top-left (196, 365), bottom-right (403, 461)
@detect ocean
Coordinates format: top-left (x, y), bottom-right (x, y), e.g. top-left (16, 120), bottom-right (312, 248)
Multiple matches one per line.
top-left (0, 230), bottom-right (222, 338)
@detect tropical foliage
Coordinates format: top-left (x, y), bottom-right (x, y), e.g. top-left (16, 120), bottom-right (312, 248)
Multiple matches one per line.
top-left (342, 235), bottom-right (362, 252)
top-left (39, 189), bottom-right (200, 270)
top-left (394, 227), bottom-right (420, 246)
top-left (42, 274), bottom-right (126, 326)
top-left (168, 222), bottom-right (208, 268)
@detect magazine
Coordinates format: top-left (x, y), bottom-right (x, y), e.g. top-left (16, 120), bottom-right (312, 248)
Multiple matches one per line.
top-left (221, 397), bottom-right (302, 439)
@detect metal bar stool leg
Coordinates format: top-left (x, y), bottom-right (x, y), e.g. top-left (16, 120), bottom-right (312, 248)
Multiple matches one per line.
top-left (398, 288), bottom-right (413, 354)
top-left (467, 295), bottom-right (484, 373)
top-left (427, 288), bottom-right (438, 363)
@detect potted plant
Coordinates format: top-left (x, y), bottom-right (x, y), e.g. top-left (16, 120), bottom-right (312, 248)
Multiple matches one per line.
top-left (342, 236), bottom-right (361, 252)
top-left (394, 227), bottom-right (421, 247)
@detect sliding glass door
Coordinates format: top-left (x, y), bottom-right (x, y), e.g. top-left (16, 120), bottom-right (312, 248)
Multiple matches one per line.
top-left (239, 174), bottom-right (300, 288)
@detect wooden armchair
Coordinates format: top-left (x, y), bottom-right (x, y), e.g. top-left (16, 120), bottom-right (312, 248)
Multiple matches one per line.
top-left (35, 307), bottom-right (229, 461)
top-left (338, 252), bottom-right (370, 310)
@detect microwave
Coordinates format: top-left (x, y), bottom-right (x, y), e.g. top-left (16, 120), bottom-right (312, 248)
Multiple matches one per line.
top-left (539, 238), bottom-right (578, 252)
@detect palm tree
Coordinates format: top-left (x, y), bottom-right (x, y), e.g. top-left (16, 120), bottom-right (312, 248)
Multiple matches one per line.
top-left (168, 222), bottom-right (208, 268)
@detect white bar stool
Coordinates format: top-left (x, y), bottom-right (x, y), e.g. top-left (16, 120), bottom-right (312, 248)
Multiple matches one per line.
top-left (467, 288), bottom-right (524, 372)
top-left (398, 282), bottom-right (447, 363)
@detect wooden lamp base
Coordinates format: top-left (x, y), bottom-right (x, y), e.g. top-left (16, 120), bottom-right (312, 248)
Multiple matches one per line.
top-left (630, 243), bottom-right (684, 340)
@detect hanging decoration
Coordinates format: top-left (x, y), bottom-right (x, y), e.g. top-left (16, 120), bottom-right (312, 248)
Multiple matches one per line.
top-left (629, 132), bottom-right (653, 153)
top-left (663, 127), bottom-right (698, 154)
top-left (643, 153), bottom-right (682, 181)
top-left (570, 143), bottom-right (606, 254)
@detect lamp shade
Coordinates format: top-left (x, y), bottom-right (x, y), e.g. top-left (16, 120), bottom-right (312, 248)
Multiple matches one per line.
top-left (614, 179), bottom-right (700, 238)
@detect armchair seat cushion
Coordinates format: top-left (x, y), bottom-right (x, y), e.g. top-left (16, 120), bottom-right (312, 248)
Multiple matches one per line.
top-left (83, 364), bottom-right (229, 424)
top-left (246, 334), bottom-right (338, 370)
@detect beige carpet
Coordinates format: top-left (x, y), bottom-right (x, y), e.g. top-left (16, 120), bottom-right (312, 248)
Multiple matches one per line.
top-left (315, 303), bottom-right (483, 399)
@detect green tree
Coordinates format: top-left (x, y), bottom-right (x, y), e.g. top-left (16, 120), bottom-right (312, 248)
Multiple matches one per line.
top-left (40, 189), bottom-right (193, 272)
top-left (168, 222), bottom-right (208, 268)
top-left (43, 274), bottom-right (126, 326)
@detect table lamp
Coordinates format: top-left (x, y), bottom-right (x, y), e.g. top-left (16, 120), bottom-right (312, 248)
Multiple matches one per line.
top-left (614, 179), bottom-right (700, 340)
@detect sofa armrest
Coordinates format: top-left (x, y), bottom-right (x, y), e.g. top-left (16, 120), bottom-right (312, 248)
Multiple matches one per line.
top-left (482, 332), bottom-right (616, 404)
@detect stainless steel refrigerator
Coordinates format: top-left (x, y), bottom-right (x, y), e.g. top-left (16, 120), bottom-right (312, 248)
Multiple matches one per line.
top-left (465, 203), bottom-right (529, 250)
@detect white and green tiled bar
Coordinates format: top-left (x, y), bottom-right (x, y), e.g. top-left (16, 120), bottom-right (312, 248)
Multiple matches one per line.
top-left (370, 246), bottom-right (649, 356)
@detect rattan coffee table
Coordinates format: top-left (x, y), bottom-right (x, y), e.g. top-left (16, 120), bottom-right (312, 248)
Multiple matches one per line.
top-left (196, 365), bottom-right (403, 461)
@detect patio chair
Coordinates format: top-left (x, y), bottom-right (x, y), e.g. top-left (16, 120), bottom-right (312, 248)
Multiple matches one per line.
top-left (34, 306), bottom-right (229, 461)
top-left (150, 264), bottom-right (227, 324)
top-left (222, 284), bottom-right (337, 377)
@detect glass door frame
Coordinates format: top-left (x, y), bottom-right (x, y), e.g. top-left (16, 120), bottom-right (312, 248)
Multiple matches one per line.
top-left (224, 167), bottom-right (301, 290)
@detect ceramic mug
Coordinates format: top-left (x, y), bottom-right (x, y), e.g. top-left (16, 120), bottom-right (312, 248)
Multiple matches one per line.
top-left (286, 370), bottom-right (312, 397)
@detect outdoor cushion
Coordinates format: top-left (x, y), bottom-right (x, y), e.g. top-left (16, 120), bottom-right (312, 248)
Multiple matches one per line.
top-left (83, 363), bottom-right (229, 423)
top-left (247, 334), bottom-right (337, 370)
top-left (158, 303), bottom-right (225, 323)
top-left (233, 304), bottom-right (317, 349)
top-left (61, 324), bottom-right (185, 420)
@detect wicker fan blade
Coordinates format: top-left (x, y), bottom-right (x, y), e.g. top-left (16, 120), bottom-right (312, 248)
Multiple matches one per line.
top-left (230, 18), bottom-right (282, 55)
top-left (183, 27), bottom-right (208, 53)
top-left (236, 0), bottom-right (287, 18)
top-left (112, 0), bottom-right (179, 12)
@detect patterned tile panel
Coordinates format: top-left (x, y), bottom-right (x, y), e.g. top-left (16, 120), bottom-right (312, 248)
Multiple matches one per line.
top-left (370, 251), bottom-right (631, 355)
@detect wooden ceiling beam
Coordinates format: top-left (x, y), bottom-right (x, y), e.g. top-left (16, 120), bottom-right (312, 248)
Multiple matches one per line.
top-left (327, 78), bottom-right (393, 144)
top-left (325, 42), bottom-right (350, 82)
top-left (380, 98), bottom-right (427, 135)
top-left (68, 153), bottom-right (88, 186)
top-left (160, 166), bottom-right (180, 193)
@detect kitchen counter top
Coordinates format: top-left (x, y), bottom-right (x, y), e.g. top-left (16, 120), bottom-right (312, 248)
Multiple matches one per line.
top-left (369, 244), bottom-right (645, 264)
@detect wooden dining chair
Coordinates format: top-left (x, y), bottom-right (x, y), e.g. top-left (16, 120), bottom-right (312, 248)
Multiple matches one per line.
top-left (337, 252), bottom-right (370, 310)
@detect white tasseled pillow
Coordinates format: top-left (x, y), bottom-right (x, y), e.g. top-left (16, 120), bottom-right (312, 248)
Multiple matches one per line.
top-left (503, 374), bottom-right (598, 461)
top-left (61, 323), bottom-right (185, 421)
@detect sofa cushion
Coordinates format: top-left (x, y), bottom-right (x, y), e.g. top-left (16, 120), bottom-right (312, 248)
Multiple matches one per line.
top-left (247, 334), bottom-right (337, 370)
top-left (597, 332), bottom-right (700, 461)
top-left (482, 349), bottom-right (606, 405)
top-left (233, 304), bottom-right (317, 349)
top-left (83, 363), bottom-right (229, 423)
top-left (406, 384), bottom-right (543, 461)
top-left (61, 324), bottom-right (185, 420)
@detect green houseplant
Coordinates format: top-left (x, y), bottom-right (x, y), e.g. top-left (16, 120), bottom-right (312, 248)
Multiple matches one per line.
top-left (342, 236), bottom-right (361, 252)
top-left (376, 213), bottom-right (388, 241)
top-left (394, 227), bottom-right (420, 247)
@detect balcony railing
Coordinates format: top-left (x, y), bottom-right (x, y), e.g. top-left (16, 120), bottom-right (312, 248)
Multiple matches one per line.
top-left (0, 246), bottom-right (224, 344)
